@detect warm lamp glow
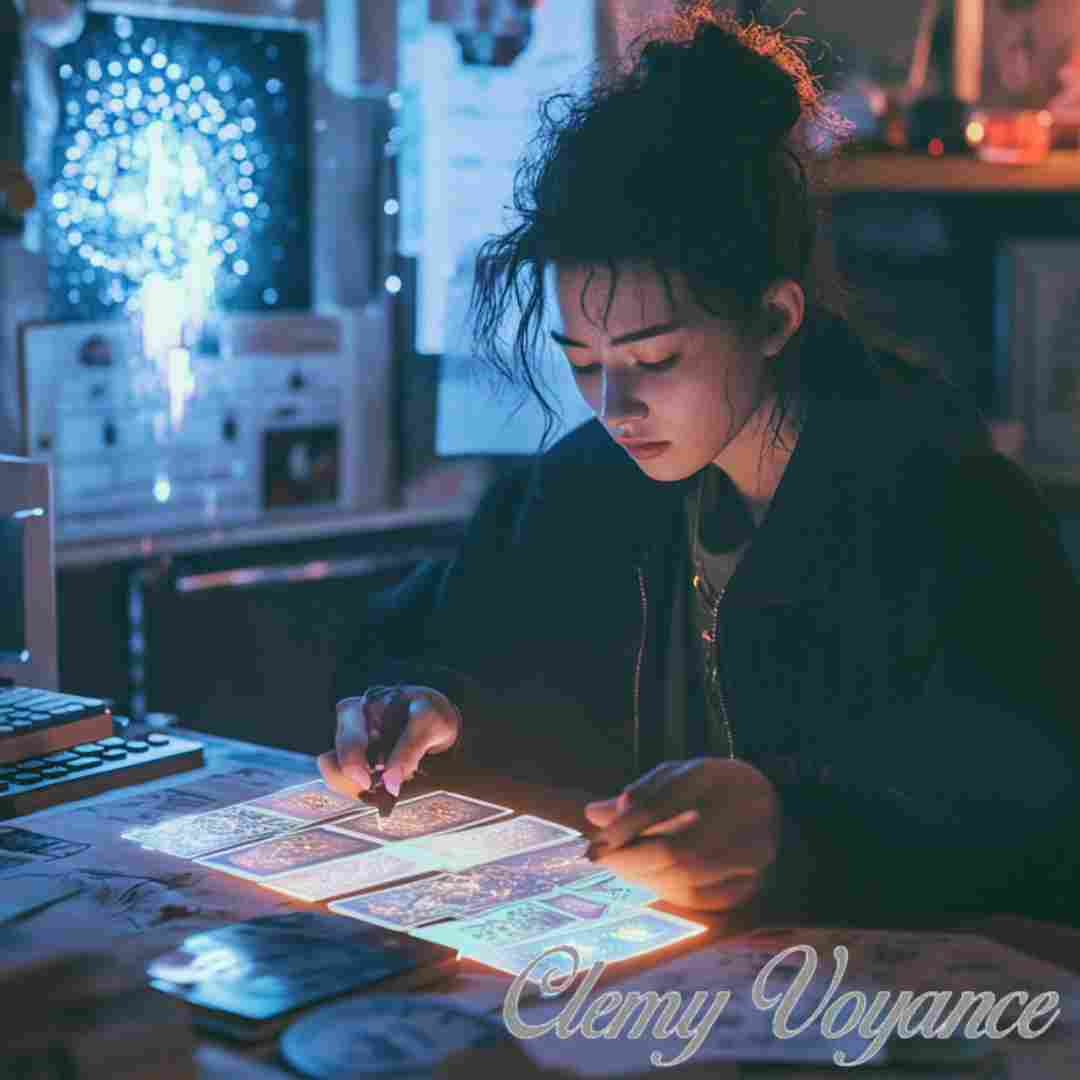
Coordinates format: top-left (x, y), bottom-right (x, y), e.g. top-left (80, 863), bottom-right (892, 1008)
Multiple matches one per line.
top-left (967, 109), bottom-right (1054, 164)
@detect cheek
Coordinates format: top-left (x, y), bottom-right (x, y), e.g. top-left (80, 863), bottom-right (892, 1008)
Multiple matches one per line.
top-left (669, 378), bottom-right (730, 426)
top-left (696, 359), bottom-right (763, 414)
top-left (575, 377), bottom-right (600, 410)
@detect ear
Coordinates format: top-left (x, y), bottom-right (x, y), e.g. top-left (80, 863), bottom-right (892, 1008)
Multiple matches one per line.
top-left (758, 279), bottom-right (805, 359)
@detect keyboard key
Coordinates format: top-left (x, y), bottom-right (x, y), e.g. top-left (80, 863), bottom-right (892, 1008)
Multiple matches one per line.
top-left (99, 737), bottom-right (126, 749)
top-left (65, 758), bottom-right (100, 771)
top-left (72, 744), bottom-right (104, 755)
top-left (41, 767), bottom-right (68, 779)
top-left (146, 733), bottom-right (170, 746)
top-left (124, 741), bottom-right (149, 753)
top-left (101, 749), bottom-right (127, 761)
top-left (11, 721), bottom-right (32, 731)
top-left (17, 758), bottom-right (47, 769)
top-left (13, 773), bottom-right (41, 784)
top-left (0, 726), bottom-right (13, 735)
top-left (42, 752), bottom-right (81, 764)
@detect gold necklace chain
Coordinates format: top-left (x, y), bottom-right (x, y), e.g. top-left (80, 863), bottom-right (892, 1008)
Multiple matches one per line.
top-left (691, 469), bottom-right (721, 609)
top-left (689, 468), bottom-right (734, 758)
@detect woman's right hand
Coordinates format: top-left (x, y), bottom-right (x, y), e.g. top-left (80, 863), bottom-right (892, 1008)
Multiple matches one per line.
top-left (318, 685), bottom-right (462, 799)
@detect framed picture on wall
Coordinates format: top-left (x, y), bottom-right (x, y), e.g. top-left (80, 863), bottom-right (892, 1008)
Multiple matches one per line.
top-left (998, 238), bottom-right (1080, 478)
top-left (980, 0), bottom-right (1080, 108)
top-left (976, 0), bottom-right (1080, 146)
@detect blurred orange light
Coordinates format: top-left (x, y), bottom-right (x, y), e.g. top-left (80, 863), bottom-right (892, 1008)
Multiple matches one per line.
top-left (966, 121), bottom-right (985, 144)
top-left (968, 108), bottom-right (1053, 164)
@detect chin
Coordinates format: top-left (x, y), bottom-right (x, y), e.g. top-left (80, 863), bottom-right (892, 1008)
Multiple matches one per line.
top-left (633, 457), bottom-right (695, 483)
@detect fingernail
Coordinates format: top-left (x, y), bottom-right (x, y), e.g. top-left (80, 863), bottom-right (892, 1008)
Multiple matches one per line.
top-left (616, 792), bottom-right (631, 814)
top-left (383, 766), bottom-right (402, 797)
top-left (585, 799), bottom-right (614, 814)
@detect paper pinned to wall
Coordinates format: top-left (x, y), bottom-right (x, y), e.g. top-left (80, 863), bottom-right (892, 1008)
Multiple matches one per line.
top-left (398, 0), bottom-right (597, 456)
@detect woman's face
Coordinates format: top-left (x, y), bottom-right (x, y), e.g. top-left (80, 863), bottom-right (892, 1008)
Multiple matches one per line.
top-left (553, 263), bottom-right (770, 483)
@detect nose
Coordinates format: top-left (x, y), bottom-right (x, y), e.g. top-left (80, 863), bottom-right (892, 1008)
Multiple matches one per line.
top-left (598, 367), bottom-right (647, 430)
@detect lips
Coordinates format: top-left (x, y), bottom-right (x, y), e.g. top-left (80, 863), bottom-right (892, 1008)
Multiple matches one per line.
top-left (618, 440), bottom-right (671, 461)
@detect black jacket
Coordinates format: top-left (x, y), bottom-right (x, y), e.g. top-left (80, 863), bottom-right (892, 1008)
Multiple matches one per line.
top-left (338, 313), bottom-right (1080, 928)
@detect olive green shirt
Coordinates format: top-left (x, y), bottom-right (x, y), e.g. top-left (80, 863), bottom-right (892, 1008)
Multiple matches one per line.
top-left (663, 465), bottom-right (756, 762)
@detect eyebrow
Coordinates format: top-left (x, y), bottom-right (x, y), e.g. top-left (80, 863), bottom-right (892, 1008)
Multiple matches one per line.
top-left (549, 320), bottom-right (685, 348)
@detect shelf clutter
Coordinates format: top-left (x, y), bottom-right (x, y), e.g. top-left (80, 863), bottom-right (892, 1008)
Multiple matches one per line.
top-left (818, 151), bottom-right (1080, 195)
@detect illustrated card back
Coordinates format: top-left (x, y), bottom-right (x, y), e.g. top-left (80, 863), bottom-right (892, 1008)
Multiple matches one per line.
top-left (196, 827), bottom-right (383, 881)
top-left (246, 780), bottom-right (360, 824)
top-left (265, 847), bottom-right (439, 902)
top-left (410, 899), bottom-right (582, 952)
top-left (567, 877), bottom-right (659, 908)
top-left (329, 837), bottom-right (608, 930)
top-left (123, 805), bottom-right (300, 859)
top-left (537, 893), bottom-right (617, 920)
top-left (468, 909), bottom-right (707, 982)
top-left (329, 873), bottom-right (510, 930)
top-left (327, 791), bottom-right (512, 843)
top-left (480, 836), bottom-right (606, 891)
top-left (392, 815), bottom-right (579, 871)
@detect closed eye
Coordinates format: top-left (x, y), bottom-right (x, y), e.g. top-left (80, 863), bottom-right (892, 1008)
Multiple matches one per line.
top-left (569, 362), bottom-right (601, 376)
top-left (644, 353), bottom-right (680, 372)
top-left (568, 354), bottom-right (680, 377)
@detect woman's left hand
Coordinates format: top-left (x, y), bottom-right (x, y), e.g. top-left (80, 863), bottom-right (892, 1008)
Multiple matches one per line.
top-left (583, 758), bottom-right (779, 912)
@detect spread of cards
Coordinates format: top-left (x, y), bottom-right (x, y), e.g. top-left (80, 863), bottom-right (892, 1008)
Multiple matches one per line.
top-left (122, 783), bottom-right (707, 980)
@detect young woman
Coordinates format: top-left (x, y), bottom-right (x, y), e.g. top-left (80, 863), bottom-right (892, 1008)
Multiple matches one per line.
top-left (320, 3), bottom-right (1079, 927)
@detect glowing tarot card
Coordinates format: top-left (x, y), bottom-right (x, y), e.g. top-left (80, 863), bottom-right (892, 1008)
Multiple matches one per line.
top-left (435, 862), bottom-right (566, 917)
top-left (567, 876), bottom-right (660, 908)
top-left (481, 836), bottom-right (607, 891)
top-left (391, 815), bottom-right (579, 871)
top-left (123, 805), bottom-right (299, 859)
top-left (469, 909), bottom-right (707, 982)
top-left (264, 846), bottom-right (439, 902)
top-left (245, 780), bottom-right (360, 824)
top-left (329, 873), bottom-right (507, 930)
top-left (535, 892), bottom-right (619, 921)
top-left (325, 791), bottom-right (512, 843)
top-left (410, 899), bottom-right (581, 952)
top-left (413, 838), bottom-right (602, 920)
top-left (195, 827), bottom-right (383, 881)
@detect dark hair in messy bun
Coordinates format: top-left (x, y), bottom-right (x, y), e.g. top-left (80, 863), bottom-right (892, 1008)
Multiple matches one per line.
top-left (468, 1), bottom-right (849, 451)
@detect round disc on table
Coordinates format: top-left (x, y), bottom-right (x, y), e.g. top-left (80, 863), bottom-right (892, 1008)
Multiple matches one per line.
top-left (279, 994), bottom-right (509, 1079)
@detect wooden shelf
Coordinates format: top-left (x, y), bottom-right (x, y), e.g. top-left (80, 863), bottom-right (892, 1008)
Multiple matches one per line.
top-left (55, 499), bottom-right (476, 569)
top-left (818, 151), bottom-right (1080, 194)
